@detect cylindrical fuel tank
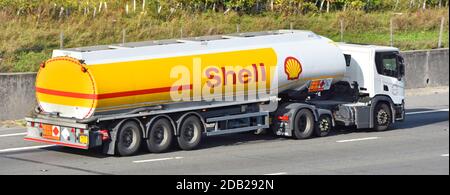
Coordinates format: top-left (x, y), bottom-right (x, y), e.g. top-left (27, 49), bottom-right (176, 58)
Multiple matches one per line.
top-left (36, 31), bottom-right (346, 119)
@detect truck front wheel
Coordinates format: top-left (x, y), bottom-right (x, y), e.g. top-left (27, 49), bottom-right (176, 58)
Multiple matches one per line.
top-left (373, 103), bottom-right (392, 131)
top-left (146, 118), bottom-right (174, 153)
top-left (293, 109), bottom-right (315, 139)
top-left (116, 121), bottom-right (142, 156)
top-left (315, 115), bottom-right (332, 137)
top-left (177, 116), bottom-right (203, 150)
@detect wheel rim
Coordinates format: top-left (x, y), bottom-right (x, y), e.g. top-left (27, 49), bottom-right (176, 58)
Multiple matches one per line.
top-left (377, 109), bottom-right (389, 125)
top-left (183, 124), bottom-right (195, 142)
top-left (152, 125), bottom-right (165, 144)
top-left (319, 118), bottom-right (329, 132)
top-left (121, 128), bottom-right (134, 148)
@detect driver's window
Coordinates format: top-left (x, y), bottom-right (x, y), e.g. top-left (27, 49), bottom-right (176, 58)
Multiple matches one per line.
top-left (383, 57), bottom-right (397, 71)
top-left (375, 52), bottom-right (399, 78)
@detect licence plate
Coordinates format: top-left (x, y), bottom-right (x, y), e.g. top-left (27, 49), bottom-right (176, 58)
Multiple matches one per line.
top-left (79, 135), bottom-right (88, 145)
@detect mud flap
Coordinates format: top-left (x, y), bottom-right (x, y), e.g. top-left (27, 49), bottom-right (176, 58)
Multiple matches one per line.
top-left (102, 129), bottom-right (117, 155)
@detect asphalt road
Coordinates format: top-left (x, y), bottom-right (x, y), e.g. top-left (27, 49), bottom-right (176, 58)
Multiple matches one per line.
top-left (0, 90), bottom-right (448, 175)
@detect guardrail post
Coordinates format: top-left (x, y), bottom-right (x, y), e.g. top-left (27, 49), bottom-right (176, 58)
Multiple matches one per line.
top-left (122, 29), bottom-right (126, 45)
top-left (390, 18), bottom-right (394, 47)
top-left (60, 32), bottom-right (64, 49)
top-left (438, 17), bottom-right (445, 48)
top-left (340, 19), bottom-right (344, 42)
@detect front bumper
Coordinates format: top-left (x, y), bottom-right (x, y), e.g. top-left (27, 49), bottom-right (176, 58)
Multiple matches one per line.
top-left (394, 101), bottom-right (405, 121)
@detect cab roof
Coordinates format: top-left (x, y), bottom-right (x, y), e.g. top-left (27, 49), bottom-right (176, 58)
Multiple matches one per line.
top-left (337, 42), bottom-right (399, 53)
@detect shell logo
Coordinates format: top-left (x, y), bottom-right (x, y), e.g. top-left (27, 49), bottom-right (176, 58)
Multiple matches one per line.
top-left (284, 56), bottom-right (302, 80)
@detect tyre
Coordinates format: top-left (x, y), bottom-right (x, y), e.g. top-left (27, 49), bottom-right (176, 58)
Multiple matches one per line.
top-left (373, 103), bottom-right (392, 131)
top-left (146, 118), bottom-right (174, 153)
top-left (315, 115), bottom-right (332, 137)
top-left (177, 116), bottom-right (203, 150)
top-left (116, 121), bottom-right (142, 156)
top-left (292, 109), bottom-right (315, 139)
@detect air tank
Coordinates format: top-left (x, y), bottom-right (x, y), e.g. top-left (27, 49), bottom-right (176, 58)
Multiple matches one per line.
top-left (35, 30), bottom-right (346, 119)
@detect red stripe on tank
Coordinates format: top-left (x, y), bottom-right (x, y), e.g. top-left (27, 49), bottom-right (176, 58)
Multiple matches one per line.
top-left (36, 84), bottom-right (193, 100)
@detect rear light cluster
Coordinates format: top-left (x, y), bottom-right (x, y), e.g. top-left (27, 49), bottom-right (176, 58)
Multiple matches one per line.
top-left (277, 115), bottom-right (290, 122)
top-left (27, 121), bottom-right (41, 128)
top-left (27, 121), bottom-right (111, 145)
top-left (27, 121), bottom-right (87, 143)
top-left (99, 130), bottom-right (110, 141)
top-left (28, 122), bottom-right (59, 130)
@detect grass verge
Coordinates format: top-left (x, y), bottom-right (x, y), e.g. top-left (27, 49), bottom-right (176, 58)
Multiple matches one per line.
top-left (0, 9), bottom-right (448, 72)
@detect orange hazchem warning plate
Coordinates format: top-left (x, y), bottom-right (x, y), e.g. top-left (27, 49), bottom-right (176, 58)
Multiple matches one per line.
top-left (42, 124), bottom-right (60, 140)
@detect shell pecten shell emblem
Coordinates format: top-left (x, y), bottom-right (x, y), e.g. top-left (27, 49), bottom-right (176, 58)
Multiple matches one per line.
top-left (284, 56), bottom-right (302, 80)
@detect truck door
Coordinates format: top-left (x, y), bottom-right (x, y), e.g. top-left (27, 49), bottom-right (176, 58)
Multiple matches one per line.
top-left (374, 51), bottom-right (405, 104)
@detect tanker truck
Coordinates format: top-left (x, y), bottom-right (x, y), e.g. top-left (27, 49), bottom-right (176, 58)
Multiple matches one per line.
top-left (24, 30), bottom-right (406, 156)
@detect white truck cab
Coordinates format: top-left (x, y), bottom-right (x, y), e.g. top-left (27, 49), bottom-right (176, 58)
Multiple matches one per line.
top-left (315, 43), bottom-right (406, 131)
top-left (338, 43), bottom-right (405, 106)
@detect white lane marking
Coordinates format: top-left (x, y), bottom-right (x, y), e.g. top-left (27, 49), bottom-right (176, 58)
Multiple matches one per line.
top-left (406, 108), bottom-right (449, 115)
top-left (0, 128), bottom-right (25, 132)
top-left (264, 172), bottom-right (287, 175)
top-left (133, 156), bottom-right (184, 163)
top-left (0, 145), bottom-right (53, 153)
top-left (441, 154), bottom-right (449, 157)
top-left (0, 133), bottom-right (27, 138)
top-left (336, 137), bottom-right (380, 143)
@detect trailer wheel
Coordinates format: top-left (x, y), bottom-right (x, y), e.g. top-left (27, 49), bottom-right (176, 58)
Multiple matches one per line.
top-left (374, 103), bottom-right (392, 131)
top-left (315, 115), bottom-right (332, 137)
top-left (293, 109), bottom-right (315, 139)
top-left (146, 118), bottom-right (173, 153)
top-left (177, 116), bottom-right (203, 150)
top-left (116, 121), bottom-right (142, 156)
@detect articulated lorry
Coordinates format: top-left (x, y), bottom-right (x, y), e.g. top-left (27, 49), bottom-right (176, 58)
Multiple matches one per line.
top-left (25, 30), bottom-right (406, 156)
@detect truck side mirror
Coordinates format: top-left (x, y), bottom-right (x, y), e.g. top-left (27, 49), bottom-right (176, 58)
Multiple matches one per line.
top-left (397, 55), bottom-right (405, 80)
top-left (399, 64), bottom-right (405, 80)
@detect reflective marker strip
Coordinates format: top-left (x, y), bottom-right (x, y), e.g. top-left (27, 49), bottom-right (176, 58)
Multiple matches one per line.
top-left (24, 137), bottom-right (88, 149)
top-left (36, 84), bottom-right (193, 100)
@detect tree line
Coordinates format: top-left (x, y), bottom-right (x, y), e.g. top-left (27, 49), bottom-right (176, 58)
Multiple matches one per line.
top-left (0, 0), bottom-right (448, 16)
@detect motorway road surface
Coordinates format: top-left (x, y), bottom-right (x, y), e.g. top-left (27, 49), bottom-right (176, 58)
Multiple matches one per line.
top-left (0, 90), bottom-right (448, 175)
